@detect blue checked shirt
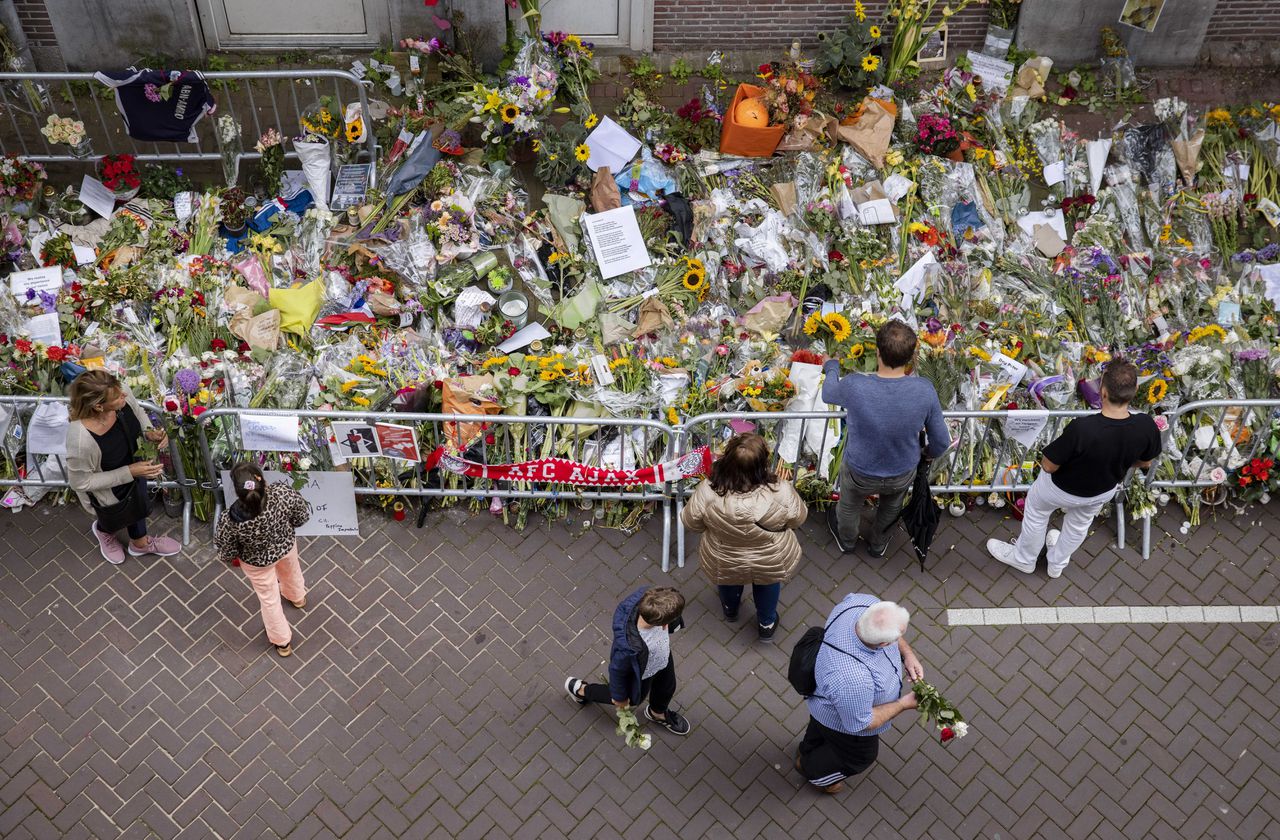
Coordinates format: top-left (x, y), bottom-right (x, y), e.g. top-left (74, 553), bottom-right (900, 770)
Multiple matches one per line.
top-left (806, 593), bottom-right (904, 736)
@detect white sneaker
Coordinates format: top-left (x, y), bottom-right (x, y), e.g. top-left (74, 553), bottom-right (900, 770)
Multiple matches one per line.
top-left (1047, 565), bottom-right (1065, 580)
top-left (986, 539), bottom-right (1034, 574)
top-left (1046, 529), bottom-right (1061, 547)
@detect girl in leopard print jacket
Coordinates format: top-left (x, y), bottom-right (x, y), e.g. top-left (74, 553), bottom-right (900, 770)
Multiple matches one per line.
top-left (215, 462), bottom-right (311, 657)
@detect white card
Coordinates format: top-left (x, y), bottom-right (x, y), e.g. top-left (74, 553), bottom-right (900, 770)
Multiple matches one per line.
top-left (239, 413), bottom-right (300, 452)
top-left (73, 245), bottom-right (96, 266)
top-left (25, 312), bottom-right (61, 346)
top-left (1224, 162), bottom-right (1250, 181)
top-left (581, 205), bottom-right (652, 279)
top-left (7, 266), bottom-right (62, 299)
top-left (966, 50), bottom-right (1015, 94)
top-left (590, 353), bottom-right (616, 387)
top-left (990, 352), bottom-right (1028, 386)
top-left (1043, 160), bottom-right (1066, 186)
top-left (1002, 410), bottom-right (1049, 448)
top-left (857, 198), bottom-right (896, 225)
top-left (79, 175), bottom-right (117, 219)
top-left (1017, 209), bottom-right (1068, 241)
top-left (497, 322), bottom-right (552, 354)
top-left (882, 173), bottom-right (914, 202)
top-left (894, 252), bottom-right (938, 307)
top-left (584, 117), bottom-right (642, 174)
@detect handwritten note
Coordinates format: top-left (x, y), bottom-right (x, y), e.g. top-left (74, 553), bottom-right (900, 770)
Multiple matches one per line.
top-left (79, 174), bottom-right (118, 219)
top-left (239, 413), bottom-right (299, 452)
top-left (582, 205), bottom-right (652, 279)
top-left (1002, 410), bottom-right (1050, 448)
top-left (966, 51), bottom-right (1014, 95)
top-left (220, 470), bottom-right (359, 537)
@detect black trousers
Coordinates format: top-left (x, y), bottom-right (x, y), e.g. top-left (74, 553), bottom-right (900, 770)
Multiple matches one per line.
top-left (582, 657), bottom-right (676, 713)
top-left (797, 716), bottom-right (879, 786)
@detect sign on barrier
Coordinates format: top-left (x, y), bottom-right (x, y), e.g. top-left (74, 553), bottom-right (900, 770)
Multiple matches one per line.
top-left (219, 470), bottom-right (359, 537)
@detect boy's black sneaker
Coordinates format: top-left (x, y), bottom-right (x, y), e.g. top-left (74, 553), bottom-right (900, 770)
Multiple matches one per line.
top-left (645, 706), bottom-right (692, 736)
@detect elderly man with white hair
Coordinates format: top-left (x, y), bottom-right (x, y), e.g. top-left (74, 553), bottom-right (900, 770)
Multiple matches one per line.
top-left (795, 594), bottom-right (925, 793)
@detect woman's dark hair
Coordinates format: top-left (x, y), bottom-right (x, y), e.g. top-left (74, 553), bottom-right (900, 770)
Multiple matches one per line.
top-left (230, 461), bottom-right (267, 518)
top-left (709, 433), bottom-right (776, 496)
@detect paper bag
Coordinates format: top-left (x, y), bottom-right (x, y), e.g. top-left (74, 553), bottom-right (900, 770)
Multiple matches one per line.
top-left (367, 290), bottom-right (401, 317)
top-left (600, 311), bottom-right (636, 345)
top-left (776, 113), bottom-right (829, 153)
top-left (589, 167), bottom-right (622, 213)
top-left (225, 284), bottom-right (265, 312)
top-left (441, 374), bottom-right (500, 451)
top-left (230, 308), bottom-right (281, 351)
top-left (633, 295), bottom-right (675, 337)
top-left (1033, 223), bottom-right (1066, 258)
top-left (1172, 129), bottom-right (1205, 186)
top-left (833, 98), bottom-right (897, 169)
top-left (771, 181), bottom-right (799, 217)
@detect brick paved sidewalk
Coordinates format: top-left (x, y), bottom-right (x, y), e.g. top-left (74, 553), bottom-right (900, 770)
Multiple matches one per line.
top-left (0, 495), bottom-right (1277, 839)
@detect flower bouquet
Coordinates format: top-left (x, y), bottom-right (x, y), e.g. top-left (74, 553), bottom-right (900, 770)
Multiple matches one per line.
top-left (254, 129), bottom-right (286, 197)
top-left (99, 154), bottom-right (141, 200)
top-left (911, 679), bottom-right (969, 745)
top-left (913, 114), bottom-right (961, 159)
top-left (41, 114), bottom-right (90, 158)
top-left (802, 310), bottom-right (852, 356)
top-left (737, 368), bottom-right (796, 412)
top-left (0, 154), bottom-right (46, 209)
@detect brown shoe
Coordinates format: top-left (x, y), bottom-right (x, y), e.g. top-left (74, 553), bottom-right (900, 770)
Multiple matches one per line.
top-left (275, 642), bottom-right (292, 657)
top-left (290, 597), bottom-right (306, 609)
top-left (794, 753), bottom-right (803, 774)
top-left (821, 781), bottom-right (844, 794)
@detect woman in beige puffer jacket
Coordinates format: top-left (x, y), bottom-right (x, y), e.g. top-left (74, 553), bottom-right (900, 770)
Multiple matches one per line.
top-left (681, 433), bottom-right (808, 641)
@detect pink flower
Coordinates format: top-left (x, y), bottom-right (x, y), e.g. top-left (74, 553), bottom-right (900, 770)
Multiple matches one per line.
top-left (1154, 415), bottom-right (1169, 432)
top-left (144, 83), bottom-right (162, 103)
top-left (1209, 467), bottom-right (1227, 484)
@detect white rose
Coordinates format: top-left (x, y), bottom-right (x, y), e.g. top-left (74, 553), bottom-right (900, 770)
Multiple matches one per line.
top-left (953, 721), bottom-right (969, 738)
top-left (1193, 426), bottom-right (1215, 451)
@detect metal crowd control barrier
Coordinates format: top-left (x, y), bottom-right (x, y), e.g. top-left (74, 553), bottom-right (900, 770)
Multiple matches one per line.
top-left (193, 407), bottom-right (680, 567)
top-left (0, 69), bottom-right (377, 165)
top-left (673, 408), bottom-right (1133, 569)
top-left (0, 395), bottom-right (194, 544)
top-left (1139, 398), bottom-right (1280, 559)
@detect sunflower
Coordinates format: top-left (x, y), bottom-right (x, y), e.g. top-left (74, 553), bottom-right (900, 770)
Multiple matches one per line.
top-left (848, 343), bottom-right (865, 359)
top-left (682, 268), bottom-right (706, 291)
top-left (531, 138), bottom-right (542, 152)
top-left (869, 25), bottom-right (881, 38)
top-left (1147, 378), bottom-right (1169, 404)
top-left (861, 54), bottom-right (880, 72)
top-left (500, 103), bottom-right (520, 124)
top-left (345, 118), bottom-right (363, 143)
top-left (584, 113), bottom-right (600, 129)
top-left (574, 143), bottom-right (591, 162)
top-left (823, 312), bottom-right (853, 342)
top-left (854, 1), bottom-right (866, 21)
top-left (803, 311), bottom-right (823, 336)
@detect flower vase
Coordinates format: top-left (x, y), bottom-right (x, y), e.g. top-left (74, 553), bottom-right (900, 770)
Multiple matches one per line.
top-left (69, 138), bottom-right (94, 160)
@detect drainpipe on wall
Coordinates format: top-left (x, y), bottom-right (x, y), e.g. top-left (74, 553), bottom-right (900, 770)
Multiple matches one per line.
top-left (0, 0), bottom-right (38, 72)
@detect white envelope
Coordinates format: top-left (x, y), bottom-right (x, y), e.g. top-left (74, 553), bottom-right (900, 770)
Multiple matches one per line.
top-left (584, 117), bottom-right (642, 173)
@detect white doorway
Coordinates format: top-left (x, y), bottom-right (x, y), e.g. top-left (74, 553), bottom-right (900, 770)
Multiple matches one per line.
top-left (195, 0), bottom-right (392, 50)
top-left (538, 0), bottom-right (652, 51)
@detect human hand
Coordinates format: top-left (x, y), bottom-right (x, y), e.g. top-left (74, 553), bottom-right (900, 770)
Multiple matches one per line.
top-left (900, 691), bottom-right (919, 711)
top-left (144, 429), bottom-right (169, 448)
top-left (129, 460), bottom-right (164, 479)
top-left (903, 651), bottom-right (925, 683)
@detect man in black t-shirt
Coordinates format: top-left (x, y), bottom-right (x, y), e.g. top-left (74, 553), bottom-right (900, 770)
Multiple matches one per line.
top-left (987, 360), bottom-right (1162, 578)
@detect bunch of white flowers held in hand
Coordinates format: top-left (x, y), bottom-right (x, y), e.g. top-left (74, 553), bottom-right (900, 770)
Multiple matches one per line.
top-left (615, 707), bottom-right (652, 751)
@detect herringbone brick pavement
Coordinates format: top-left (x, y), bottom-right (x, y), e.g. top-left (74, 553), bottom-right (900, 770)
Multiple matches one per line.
top-left (1, 495), bottom-right (1277, 839)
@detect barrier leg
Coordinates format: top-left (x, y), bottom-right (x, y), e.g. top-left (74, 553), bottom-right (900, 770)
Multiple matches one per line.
top-left (1142, 515), bottom-right (1151, 560)
top-left (661, 497), bottom-right (671, 574)
top-left (1115, 500), bottom-right (1125, 550)
top-left (676, 494), bottom-right (685, 569)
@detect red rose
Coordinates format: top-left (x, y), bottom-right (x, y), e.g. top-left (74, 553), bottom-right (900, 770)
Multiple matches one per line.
top-left (211, 338), bottom-right (227, 351)
top-left (165, 399), bottom-right (179, 412)
top-left (192, 406), bottom-right (207, 417)
top-left (484, 433), bottom-right (496, 446)
top-left (237, 341), bottom-right (250, 353)
top-left (46, 346), bottom-right (65, 362)
top-left (940, 727), bottom-right (955, 743)
top-left (0, 334), bottom-right (7, 345)
top-left (508, 367), bottom-right (520, 376)
top-left (828, 249), bottom-right (845, 263)
top-left (433, 379), bottom-right (444, 389)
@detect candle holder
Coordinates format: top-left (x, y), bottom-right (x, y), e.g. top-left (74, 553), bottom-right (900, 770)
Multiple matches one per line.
top-left (392, 501), bottom-right (406, 521)
top-left (497, 290), bottom-right (529, 329)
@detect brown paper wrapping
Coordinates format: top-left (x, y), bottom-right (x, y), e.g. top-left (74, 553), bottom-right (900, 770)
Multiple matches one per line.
top-left (741, 296), bottom-right (796, 336)
top-left (1033, 223), bottom-right (1066, 258)
top-left (589, 166), bottom-right (621, 212)
top-left (632, 296), bottom-right (676, 337)
top-left (229, 309), bottom-right (281, 351)
top-left (833, 98), bottom-right (897, 168)
top-left (771, 181), bottom-right (799, 216)
top-left (1172, 129), bottom-right (1205, 186)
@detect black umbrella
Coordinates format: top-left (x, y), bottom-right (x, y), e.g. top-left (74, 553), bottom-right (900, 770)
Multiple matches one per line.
top-left (895, 456), bottom-right (941, 572)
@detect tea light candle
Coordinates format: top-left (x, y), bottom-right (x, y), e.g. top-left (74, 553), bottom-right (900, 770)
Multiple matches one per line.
top-left (497, 291), bottom-right (529, 328)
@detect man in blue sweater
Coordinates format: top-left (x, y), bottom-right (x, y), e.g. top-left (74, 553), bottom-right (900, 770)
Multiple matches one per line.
top-left (821, 320), bottom-right (951, 557)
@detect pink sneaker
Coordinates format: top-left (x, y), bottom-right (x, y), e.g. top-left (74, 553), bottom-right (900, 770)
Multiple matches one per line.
top-left (92, 522), bottom-right (126, 565)
top-left (127, 535), bottom-right (182, 557)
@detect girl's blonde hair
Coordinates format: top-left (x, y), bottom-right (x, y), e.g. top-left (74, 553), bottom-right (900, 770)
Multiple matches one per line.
top-left (67, 370), bottom-right (123, 421)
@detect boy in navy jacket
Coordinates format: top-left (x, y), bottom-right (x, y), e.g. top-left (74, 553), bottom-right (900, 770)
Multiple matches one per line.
top-left (565, 586), bottom-right (692, 735)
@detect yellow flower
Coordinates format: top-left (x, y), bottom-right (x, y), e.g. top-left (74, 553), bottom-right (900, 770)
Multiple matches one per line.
top-left (319, 110), bottom-right (332, 125)
top-left (885, 149), bottom-right (904, 167)
top-left (531, 138), bottom-right (542, 152)
top-left (854, 1), bottom-right (866, 21)
top-left (848, 343), bottom-right (865, 359)
top-left (574, 143), bottom-right (590, 162)
top-left (584, 113), bottom-right (600, 129)
top-left (501, 103), bottom-right (520, 124)
top-left (481, 356), bottom-right (510, 370)
top-left (539, 370), bottom-right (559, 381)
top-left (869, 25), bottom-right (881, 38)
top-left (345, 118), bottom-right (363, 143)
top-left (968, 346), bottom-right (992, 362)
top-left (803, 311), bottom-right (823, 336)
top-left (352, 396), bottom-right (371, 407)
top-left (340, 380), bottom-right (359, 393)
top-left (666, 407), bottom-right (679, 425)
top-left (965, 82), bottom-right (977, 101)
top-left (1206, 108), bottom-right (1233, 127)
top-left (823, 313), bottom-right (852, 342)
top-left (908, 222), bottom-right (929, 234)
top-left (861, 54), bottom-right (880, 72)
top-left (483, 90), bottom-right (502, 112)
top-left (1188, 324), bottom-right (1227, 344)
top-left (1147, 378), bottom-right (1168, 404)
top-left (682, 268), bottom-right (706, 291)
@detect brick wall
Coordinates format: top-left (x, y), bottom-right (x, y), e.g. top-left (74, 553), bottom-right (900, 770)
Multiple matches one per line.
top-left (13, 0), bottom-right (57, 47)
top-left (1203, 0), bottom-right (1280, 41)
top-left (653, 0), bottom-right (990, 54)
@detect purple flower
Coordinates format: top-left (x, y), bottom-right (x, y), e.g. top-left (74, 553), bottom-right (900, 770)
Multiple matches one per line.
top-left (1236, 349), bottom-right (1269, 362)
top-left (174, 368), bottom-right (200, 395)
top-left (1259, 242), bottom-right (1280, 262)
top-left (144, 83), bottom-right (162, 103)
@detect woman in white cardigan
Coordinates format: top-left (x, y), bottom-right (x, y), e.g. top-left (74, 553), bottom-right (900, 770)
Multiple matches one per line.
top-left (64, 370), bottom-right (180, 564)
